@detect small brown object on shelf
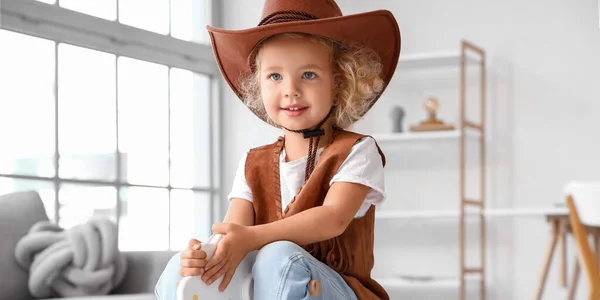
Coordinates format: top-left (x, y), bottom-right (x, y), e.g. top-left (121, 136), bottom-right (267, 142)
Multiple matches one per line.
top-left (410, 97), bottom-right (455, 132)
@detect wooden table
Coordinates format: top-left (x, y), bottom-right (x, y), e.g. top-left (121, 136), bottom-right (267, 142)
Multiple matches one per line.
top-left (534, 213), bottom-right (600, 300)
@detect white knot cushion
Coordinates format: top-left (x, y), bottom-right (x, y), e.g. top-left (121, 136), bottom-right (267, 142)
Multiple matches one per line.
top-left (14, 218), bottom-right (127, 298)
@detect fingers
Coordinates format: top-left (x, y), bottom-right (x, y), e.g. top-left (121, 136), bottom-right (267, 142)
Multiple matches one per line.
top-left (179, 259), bottom-right (207, 277)
top-left (204, 246), bottom-right (226, 270)
top-left (180, 267), bottom-right (204, 277)
top-left (188, 238), bottom-right (202, 250)
top-left (219, 269), bottom-right (235, 292)
top-left (209, 263), bottom-right (228, 287)
top-left (180, 248), bottom-right (207, 259)
top-left (180, 258), bottom-right (207, 268)
top-left (203, 259), bottom-right (227, 285)
top-left (204, 256), bottom-right (217, 270)
top-left (179, 242), bottom-right (207, 277)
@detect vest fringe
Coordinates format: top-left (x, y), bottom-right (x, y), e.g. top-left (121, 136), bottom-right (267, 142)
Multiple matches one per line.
top-left (304, 236), bottom-right (349, 273)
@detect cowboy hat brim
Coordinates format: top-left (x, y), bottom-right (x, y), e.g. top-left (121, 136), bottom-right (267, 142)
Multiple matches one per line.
top-left (206, 9), bottom-right (401, 121)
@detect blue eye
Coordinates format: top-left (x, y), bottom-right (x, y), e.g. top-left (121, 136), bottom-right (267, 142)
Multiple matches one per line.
top-left (269, 73), bottom-right (282, 81)
top-left (303, 72), bottom-right (317, 80)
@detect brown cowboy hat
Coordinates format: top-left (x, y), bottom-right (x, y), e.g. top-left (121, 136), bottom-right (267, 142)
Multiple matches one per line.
top-left (206, 0), bottom-right (401, 122)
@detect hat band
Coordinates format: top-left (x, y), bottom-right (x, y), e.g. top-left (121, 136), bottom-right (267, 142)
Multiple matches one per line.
top-left (258, 10), bottom-right (318, 26)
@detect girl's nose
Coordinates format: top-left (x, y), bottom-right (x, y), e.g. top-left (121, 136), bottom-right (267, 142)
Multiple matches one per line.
top-left (285, 91), bottom-right (300, 98)
top-left (284, 79), bottom-right (301, 98)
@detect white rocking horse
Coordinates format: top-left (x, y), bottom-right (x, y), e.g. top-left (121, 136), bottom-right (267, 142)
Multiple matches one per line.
top-left (176, 234), bottom-right (322, 300)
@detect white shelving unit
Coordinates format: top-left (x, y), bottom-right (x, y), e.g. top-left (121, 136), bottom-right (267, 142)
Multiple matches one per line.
top-left (371, 129), bottom-right (479, 143)
top-left (371, 40), bottom-right (488, 300)
top-left (376, 276), bottom-right (481, 289)
top-left (376, 207), bottom-right (568, 220)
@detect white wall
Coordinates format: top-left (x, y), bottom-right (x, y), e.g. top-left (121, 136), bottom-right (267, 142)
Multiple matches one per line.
top-left (217, 0), bottom-right (600, 299)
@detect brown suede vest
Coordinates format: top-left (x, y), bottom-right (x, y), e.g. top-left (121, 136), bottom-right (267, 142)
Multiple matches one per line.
top-left (245, 129), bottom-right (389, 300)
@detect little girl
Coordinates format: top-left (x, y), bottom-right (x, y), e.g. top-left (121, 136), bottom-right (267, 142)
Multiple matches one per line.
top-left (155, 0), bottom-right (400, 299)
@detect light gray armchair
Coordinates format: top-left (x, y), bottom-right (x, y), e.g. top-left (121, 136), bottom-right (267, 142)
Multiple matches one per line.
top-left (0, 190), bottom-right (176, 300)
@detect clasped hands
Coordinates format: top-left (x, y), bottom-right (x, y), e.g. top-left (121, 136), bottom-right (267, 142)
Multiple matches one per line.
top-left (179, 223), bottom-right (257, 292)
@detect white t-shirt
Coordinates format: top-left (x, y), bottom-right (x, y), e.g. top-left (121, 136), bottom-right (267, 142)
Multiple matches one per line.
top-left (227, 136), bottom-right (386, 218)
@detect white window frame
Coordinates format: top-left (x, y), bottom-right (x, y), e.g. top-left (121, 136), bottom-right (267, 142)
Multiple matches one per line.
top-left (0, 0), bottom-right (224, 245)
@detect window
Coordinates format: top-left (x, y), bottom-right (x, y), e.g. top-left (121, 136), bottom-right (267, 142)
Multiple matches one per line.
top-left (0, 0), bottom-right (220, 251)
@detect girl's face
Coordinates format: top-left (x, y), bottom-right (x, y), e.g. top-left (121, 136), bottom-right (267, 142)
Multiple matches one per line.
top-left (258, 36), bottom-right (335, 131)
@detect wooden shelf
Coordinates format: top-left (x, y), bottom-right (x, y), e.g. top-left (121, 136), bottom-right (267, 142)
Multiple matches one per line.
top-left (398, 51), bottom-right (482, 69)
top-left (376, 207), bottom-right (569, 220)
top-left (376, 41), bottom-right (488, 299)
top-left (371, 129), bottom-right (480, 143)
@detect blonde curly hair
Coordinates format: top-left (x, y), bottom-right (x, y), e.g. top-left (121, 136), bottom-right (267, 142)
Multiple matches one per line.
top-left (239, 33), bottom-right (384, 129)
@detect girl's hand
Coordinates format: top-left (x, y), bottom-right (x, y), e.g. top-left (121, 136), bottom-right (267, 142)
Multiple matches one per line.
top-left (201, 223), bottom-right (257, 291)
top-left (179, 239), bottom-right (208, 277)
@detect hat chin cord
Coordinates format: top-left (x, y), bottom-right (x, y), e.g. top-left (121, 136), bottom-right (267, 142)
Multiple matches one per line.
top-left (279, 106), bottom-right (335, 183)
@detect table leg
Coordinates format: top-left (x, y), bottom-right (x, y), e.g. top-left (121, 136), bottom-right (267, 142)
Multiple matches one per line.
top-left (559, 220), bottom-right (567, 287)
top-left (534, 221), bottom-right (559, 300)
top-left (567, 259), bottom-right (580, 300)
top-left (595, 233), bottom-right (600, 268)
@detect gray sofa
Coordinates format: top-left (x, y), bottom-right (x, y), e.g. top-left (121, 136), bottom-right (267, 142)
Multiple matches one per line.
top-left (0, 191), bottom-right (177, 300)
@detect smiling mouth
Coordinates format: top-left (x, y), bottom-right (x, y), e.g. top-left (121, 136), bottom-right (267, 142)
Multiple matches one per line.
top-left (281, 106), bottom-right (308, 116)
top-left (282, 107), bottom-right (307, 111)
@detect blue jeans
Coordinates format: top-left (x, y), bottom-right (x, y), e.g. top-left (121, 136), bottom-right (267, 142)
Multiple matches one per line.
top-left (155, 241), bottom-right (357, 300)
